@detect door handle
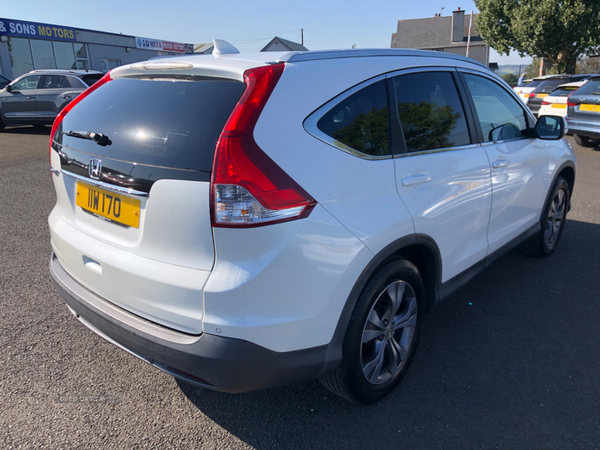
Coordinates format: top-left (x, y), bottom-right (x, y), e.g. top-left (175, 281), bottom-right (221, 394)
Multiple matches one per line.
top-left (61, 95), bottom-right (70, 99)
top-left (401, 173), bottom-right (431, 187)
top-left (492, 159), bottom-right (509, 169)
top-left (27, 96), bottom-right (35, 100)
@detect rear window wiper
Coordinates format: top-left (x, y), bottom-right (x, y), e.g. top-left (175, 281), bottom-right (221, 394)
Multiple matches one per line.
top-left (63, 130), bottom-right (112, 146)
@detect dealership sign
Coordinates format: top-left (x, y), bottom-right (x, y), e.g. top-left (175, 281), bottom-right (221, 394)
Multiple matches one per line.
top-left (136, 37), bottom-right (186, 53)
top-left (0, 18), bottom-right (76, 42)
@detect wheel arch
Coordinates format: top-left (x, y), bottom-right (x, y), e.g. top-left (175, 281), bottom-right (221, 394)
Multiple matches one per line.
top-left (320, 233), bottom-right (442, 378)
top-left (545, 160), bottom-right (576, 216)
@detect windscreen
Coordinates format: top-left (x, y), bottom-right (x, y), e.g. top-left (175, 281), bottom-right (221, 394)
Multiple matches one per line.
top-left (59, 77), bottom-right (246, 172)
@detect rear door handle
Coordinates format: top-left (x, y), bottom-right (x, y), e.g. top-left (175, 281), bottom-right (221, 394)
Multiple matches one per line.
top-left (492, 159), bottom-right (509, 169)
top-left (401, 173), bottom-right (431, 187)
top-left (61, 95), bottom-right (70, 99)
top-left (27, 96), bottom-right (35, 100)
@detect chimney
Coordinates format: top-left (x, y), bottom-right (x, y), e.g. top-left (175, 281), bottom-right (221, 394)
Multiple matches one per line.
top-left (452, 7), bottom-right (465, 43)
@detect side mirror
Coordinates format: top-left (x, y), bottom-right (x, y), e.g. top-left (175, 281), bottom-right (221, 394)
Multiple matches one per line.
top-left (5, 84), bottom-right (12, 92)
top-left (535, 115), bottom-right (566, 140)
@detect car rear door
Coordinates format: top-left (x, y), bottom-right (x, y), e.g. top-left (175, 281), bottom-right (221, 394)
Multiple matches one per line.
top-left (0, 74), bottom-right (40, 123)
top-left (390, 68), bottom-right (492, 283)
top-left (459, 70), bottom-right (548, 255)
top-left (35, 75), bottom-right (83, 124)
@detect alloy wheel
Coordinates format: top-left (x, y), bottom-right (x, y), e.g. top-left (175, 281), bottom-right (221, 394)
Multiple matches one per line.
top-left (545, 188), bottom-right (566, 249)
top-left (360, 280), bottom-right (417, 385)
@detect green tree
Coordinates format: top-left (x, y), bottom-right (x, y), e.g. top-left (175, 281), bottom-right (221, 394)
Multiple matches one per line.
top-left (475, 0), bottom-right (600, 74)
top-left (501, 73), bottom-right (519, 86)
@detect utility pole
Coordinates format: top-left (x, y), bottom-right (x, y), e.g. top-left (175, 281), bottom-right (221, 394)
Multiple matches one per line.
top-left (301, 28), bottom-right (303, 46)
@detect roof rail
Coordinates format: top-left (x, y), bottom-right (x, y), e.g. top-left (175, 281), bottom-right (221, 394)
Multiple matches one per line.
top-left (277, 48), bottom-right (490, 70)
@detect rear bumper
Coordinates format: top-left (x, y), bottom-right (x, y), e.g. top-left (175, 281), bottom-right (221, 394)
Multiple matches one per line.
top-left (565, 117), bottom-right (600, 139)
top-left (49, 253), bottom-right (331, 393)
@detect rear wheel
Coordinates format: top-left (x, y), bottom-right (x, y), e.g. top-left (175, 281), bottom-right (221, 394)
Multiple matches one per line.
top-left (520, 176), bottom-right (570, 257)
top-left (0, 117), bottom-right (5, 132)
top-left (574, 134), bottom-right (600, 148)
top-left (320, 258), bottom-right (425, 404)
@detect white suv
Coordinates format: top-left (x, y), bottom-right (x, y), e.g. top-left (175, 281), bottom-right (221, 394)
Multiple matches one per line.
top-left (48, 44), bottom-right (576, 404)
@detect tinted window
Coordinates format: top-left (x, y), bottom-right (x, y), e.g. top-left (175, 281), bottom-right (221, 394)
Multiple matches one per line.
top-left (41, 75), bottom-right (69, 89)
top-left (58, 77), bottom-right (245, 172)
top-left (393, 71), bottom-right (470, 152)
top-left (317, 80), bottom-right (390, 156)
top-left (66, 76), bottom-right (86, 88)
top-left (550, 86), bottom-right (581, 97)
top-left (463, 74), bottom-right (529, 142)
top-left (569, 78), bottom-right (600, 96)
top-left (535, 79), bottom-right (569, 91)
top-left (11, 75), bottom-right (40, 91)
top-left (81, 74), bottom-right (104, 86)
top-left (517, 80), bottom-right (531, 87)
top-left (526, 80), bottom-right (543, 89)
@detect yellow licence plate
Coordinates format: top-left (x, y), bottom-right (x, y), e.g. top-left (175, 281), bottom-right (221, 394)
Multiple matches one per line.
top-left (580, 104), bottom-right (600, 112)
top-left (76, 181), bottom-right (141, 228)
top-left (537, 93), bottom-right (549, 98)
top-left (551, 103), bottom-right (567, 109)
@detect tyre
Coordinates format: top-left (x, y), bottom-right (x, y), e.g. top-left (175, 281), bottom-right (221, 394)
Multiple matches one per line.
top-left (320, 258), bottom-right (425, 404)
top-left (520, 176), bottom-right (570, 257)
top-left (574, 134), bottom-right (600, 148)
top-left (0, 117), bottom-right (5, 132)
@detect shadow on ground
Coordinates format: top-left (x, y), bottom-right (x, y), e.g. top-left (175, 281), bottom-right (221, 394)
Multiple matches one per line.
top-left (178, 219), bottom-right (600, 449)
top-left (3, 125), bottom-right (51, 135)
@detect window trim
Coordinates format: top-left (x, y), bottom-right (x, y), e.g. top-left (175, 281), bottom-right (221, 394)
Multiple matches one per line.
top-left (456, 68), bottom-right (537, 145)
top-left (303, 74), bottom-right (393, 160)
top-left (386, 67), bottom-right (477, 156)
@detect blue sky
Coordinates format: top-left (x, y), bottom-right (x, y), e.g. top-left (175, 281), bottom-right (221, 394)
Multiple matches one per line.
top-left (2, 0), bottom-right (532, 66)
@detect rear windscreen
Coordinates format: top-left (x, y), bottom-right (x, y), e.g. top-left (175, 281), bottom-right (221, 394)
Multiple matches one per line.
top-left (536, 79), bottom-right (569, 91)
top-left (569, 79), bottom-right (600, 96)
top-left (526, 80), bottom-right (543, 88)
top-left (517, 80), bottom-right (531, 87)
top-left (59, 77), bottom-right (245, 172)
top-left (80, 74), bottom-right (104, 86)
top-left (550, 86), bottom-right (580, 97)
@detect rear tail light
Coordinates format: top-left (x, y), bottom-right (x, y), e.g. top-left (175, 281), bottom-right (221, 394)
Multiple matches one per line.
top-left (567, 91), bottom-right (577, 107)
top-left (529, 92), bottom-right (536, 98)
top-left (49, 71), bottom-right (112, 164)
top-left (542, 101), bottom-right (550, 105)
top-left (211, 64), bottom-right (316, 227)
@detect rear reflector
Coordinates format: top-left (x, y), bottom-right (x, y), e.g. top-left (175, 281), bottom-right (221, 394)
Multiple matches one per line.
top-left (211, 64), bottom-right (316, 227)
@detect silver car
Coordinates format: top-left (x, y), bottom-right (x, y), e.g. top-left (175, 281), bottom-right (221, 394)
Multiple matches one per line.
top-left (0, 69), bottom-right (104, 131)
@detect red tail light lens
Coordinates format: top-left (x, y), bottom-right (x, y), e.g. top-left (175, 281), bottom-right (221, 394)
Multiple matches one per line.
top-left (211, 64), bottom-right (316, 227)
top-left (49, 71), bottom-right (112, 164)
top-left (542, 101), bottom-right (550, 105)
top-left (567, 101), bottom-right (577, 107)
top-left (529, 92), bottom-right (536, 98)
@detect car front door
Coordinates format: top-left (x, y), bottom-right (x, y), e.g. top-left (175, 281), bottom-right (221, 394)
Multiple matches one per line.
top-left (459, 71), bottom-right (548, 255)
top-left (391, 69), bottom-right (492, 283)
top-left (0, 75), bottom-right (41, 123)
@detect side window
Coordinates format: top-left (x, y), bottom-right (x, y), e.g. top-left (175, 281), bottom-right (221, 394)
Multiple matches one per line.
top-left (393, 71), bottom-right (471, 152)
top-left (317, 80), bottom-right (390, 157)
top-left (41, 75), bottom-right (69, 89)
top-left (463, 73), bottom-right (529, 142)
top-left (10, 75), bottom-right (41, 91)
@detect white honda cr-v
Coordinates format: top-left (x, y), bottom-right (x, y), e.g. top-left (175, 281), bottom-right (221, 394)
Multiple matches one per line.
top-left (48, 42), bottom-right (576, 404)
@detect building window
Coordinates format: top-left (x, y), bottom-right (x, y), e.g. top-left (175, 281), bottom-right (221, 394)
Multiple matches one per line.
top-left (7, 37), bottom-right (34, 78)
top-left (31, 39), bottom-right (57, 69)
top-left (102, 59), bottom-right (121, 71)
top-left (54, 41), bottom-right (77, 70)
top-left (74, 43), bottom-right (89, 70)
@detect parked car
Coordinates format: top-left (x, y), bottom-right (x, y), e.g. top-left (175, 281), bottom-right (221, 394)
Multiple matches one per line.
top-left (528, 74), bottom-right (593, 116)
top-left (566, 75), bottom-right (600, 147)
top-left (538, 81), bottom-right (587, 118)
top-left (0, 74), bottom-right (11, 90)
top-left (48, 45), bottom-right (576, 404)
top-left (0, 69), bottom-right (104, 131)
top-left (514, 76), bottom-right (552, 104)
